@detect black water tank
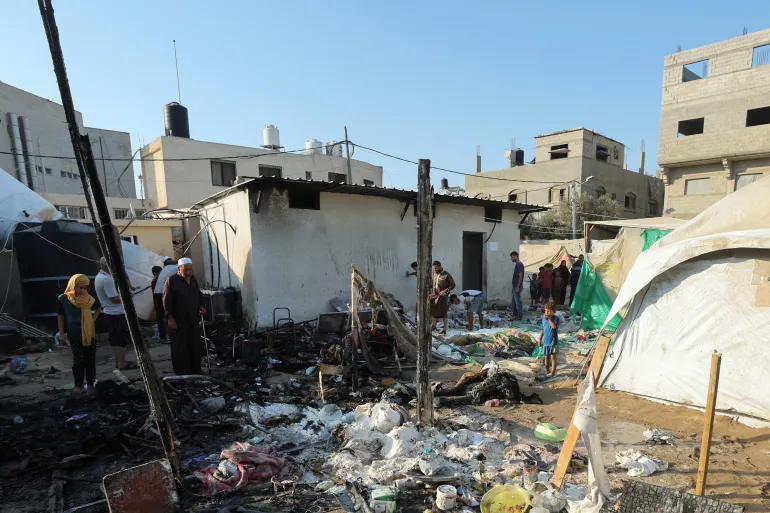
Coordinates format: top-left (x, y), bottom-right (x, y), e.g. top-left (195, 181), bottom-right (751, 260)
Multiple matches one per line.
top-left (515, 149), bottom-right (525, 166)
top-left (164, 102), bottom-right (190, 138)
top-left (440, 178), bottom-right (449, 189)
top-left (14, 220), bottom-right (101, 332)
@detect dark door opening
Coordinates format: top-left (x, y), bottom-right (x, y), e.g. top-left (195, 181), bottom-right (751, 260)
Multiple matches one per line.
top-left (462, 232), bottom-right (483, 291)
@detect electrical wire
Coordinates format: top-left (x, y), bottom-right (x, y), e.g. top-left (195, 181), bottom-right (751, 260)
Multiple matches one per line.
top-left (0, 145), bottom-right (317, 162)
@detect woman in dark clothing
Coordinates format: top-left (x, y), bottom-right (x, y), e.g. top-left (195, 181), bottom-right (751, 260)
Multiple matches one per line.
top-left (57, 274), bottom-right (102, 395)
top-left (554, 261), bottom-right (571, 306)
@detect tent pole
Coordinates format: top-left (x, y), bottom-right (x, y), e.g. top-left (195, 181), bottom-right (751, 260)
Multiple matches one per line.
top-left (695, 351), bottom-right (722, 496)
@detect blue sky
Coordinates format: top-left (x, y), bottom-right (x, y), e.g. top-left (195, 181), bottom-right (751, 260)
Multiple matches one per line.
top-left (1, 1), bottom-right (766, 194)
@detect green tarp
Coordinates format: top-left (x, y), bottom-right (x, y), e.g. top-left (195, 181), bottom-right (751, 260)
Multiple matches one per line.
top-left (570, 259), bottom-right (621, 331)
top-left (641, 229), bottom-right (672, 252)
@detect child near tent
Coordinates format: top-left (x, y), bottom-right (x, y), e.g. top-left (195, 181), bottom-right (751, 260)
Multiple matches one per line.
top-left (529, 273), bottom-right (540, 306)
top-left (539, 301), bottom-right (560, 377)
top-left (539, 264), bottom-right (553, 303)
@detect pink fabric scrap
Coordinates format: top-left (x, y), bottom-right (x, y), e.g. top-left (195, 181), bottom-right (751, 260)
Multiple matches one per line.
top-left (194, 442), bottom-right (290, 495)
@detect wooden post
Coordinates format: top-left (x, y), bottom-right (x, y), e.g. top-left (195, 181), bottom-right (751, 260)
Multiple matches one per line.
top-left (552, 335), bottom-right (611, 488)
top-left (696, 351), bottom-right (722, 496)
top-left (416, 159), bottom-right (434, 425)
top-left (350, 267), bottom-right (359, 392)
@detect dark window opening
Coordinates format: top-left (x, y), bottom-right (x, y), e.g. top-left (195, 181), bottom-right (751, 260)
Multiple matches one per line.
top-left (611, 193), bottom-right (617, 200)
top-left (484, 206), bottom-right (503, 223)
top-left (559, 189), bottom-right (566, 202)
top-left (60, 171), bottom-right (67, 178)
top-left (288, 189), bottom-right (320, 210)
top-left (45, 167), bottom-right (52, 175)
top-left (121, 235), bottom-right (138, 245)
top-left (746, 106), bottom-right (770, 127)
top-left (624, 193), bottom-right (636, 210)
top-left (647, 201), bottom-right (658, 217)
top-left (304, 171), bottom-right (312, 180)
top-left (211, 160), bottom-right (236, 186)
top-left (328, 172), bottom-right (347, 183)
top-left (596, 145), bottom-right (610, 162)
top-left (258, 165), bottom-right (282, 178)
top-left (363, 179), bottom-right (375, 186)
top-left (682, 59), bottom-right (709, 82)
top-left (548, 188), bottom-right (566, 203)
top-left (508, 193), bottom-right (518, 202)
top-left (753, 44), bottom-right (770, 68)
top-left (677, 118), bottom-right (704, 137)
top-left (114, 208), bottom-right (129, 220)
top-left (134, 209), bottom-right (146, 218)
top-left (595, 186), bottom-right (606, 198)
top-left (549, 143), bottom-right (568, 160)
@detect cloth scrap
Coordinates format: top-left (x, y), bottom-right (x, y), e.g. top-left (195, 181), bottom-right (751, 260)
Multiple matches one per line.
top-left (615, 449), bottom-right (668, 477)
top-left (194, 442), bottom-right (291, 495)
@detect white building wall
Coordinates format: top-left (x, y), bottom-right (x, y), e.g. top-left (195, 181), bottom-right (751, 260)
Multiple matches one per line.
top-left (201, 187), bottom-right (520, 326)
top-left (141, 136), bottom-right (385, 209)
top-left (0, 82), bottom-right (135, 197)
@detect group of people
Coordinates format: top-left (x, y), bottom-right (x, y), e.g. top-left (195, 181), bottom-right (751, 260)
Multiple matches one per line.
top-left (527, 255), bottom-right (584, 307)
top-left (56, 255), bottom-right (206, 395)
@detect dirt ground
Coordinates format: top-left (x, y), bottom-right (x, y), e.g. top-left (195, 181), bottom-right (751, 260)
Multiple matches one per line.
top-left (2, 339), bottom-right (770, 512)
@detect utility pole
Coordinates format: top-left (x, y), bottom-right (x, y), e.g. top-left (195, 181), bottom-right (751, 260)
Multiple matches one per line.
top-left (570, 180), bottom-right (578, 239)
top-left (416, 159), bottom-right (434, 425)
top-left (38, 0), bottom-right (180, 478)
top-left (344, 126), bottom-right (353, 184)
top-left (98, 135), bottom-right (108, 196)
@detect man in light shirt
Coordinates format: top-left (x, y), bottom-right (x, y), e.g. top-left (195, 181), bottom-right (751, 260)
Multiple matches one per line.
top-left (94, 257), bottom-right (137, 370)
top-left (154, 257), bottom-right (177, 340)
top-left (450, 290), bottom-right (485, 332)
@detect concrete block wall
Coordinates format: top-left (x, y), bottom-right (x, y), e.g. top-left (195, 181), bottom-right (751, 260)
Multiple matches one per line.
top-left (659, 28), bottom-right (770, 166)
top-left (534, 130), bottom-right (587, 163)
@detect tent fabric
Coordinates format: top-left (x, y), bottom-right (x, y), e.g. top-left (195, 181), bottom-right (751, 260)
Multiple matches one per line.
top-left (570, 260), bottom-right (621, 331)
top-left (640, 229), bottom-right (672, 252)
top-left (599, 252), bottom-right (770, 421)
top-left (519, 243), bottom-right (581, 300)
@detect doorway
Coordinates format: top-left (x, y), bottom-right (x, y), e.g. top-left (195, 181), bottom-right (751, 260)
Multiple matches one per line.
top-left (462, 232), bottom-right (484, 291)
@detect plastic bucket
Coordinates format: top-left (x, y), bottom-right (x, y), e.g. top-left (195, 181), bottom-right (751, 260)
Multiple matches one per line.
top-left (436, 485), bottom-right (457, 511)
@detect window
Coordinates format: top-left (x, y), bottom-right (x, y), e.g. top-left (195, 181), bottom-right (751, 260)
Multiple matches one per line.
top-left (363, 179), bottom-right (375, 186)
top-left (328, 172), bottom-right (347, 183)
top-left (595, 186), bottom-right (606, 198)
top-left (258, 165), bottom-right (282, 178)
top-left (484, 206), bottom-right (502, 223)
top-left (684, 178), bottom-right (710, 195)
top-left (60, 170), bottom-right (67, 178)
top-left (682, 59), bottom-right (709, 82)
top-left (624, 193), bottom-right (636, 210)
top-left (134, 209), bottom-right (146, 219)
top-left (67, 172), bottom-right (76, 179)
top-left (596, 145), bottom-right (609, 162)
top-left (56, 205), bottom-right (87, 220)
top-left (735, 173), bottom-right (763, 191)
top-left (114, 208), bottom-right (129, 220)
top-left (647, 200), bottom-right (658, 217)
top-left (508, 193), bottom-right (518, 202)
top-left (752, 44), bottom-right (770, 68)
top-left (611, 193), bottom-right (617, 200)
top-left (549, 144), bottom-right (569, 160)
top-left (305, 171), bottom-right (312, 180)
top-left (36, 166), bottom-right (43, 174)
top-left (45, 168), bottom-right (52, 175)
top-left (288, 188), bottom-right (320, 210)
top-left (678, 118), bottom-right (704, 136)
top-left (548, 187), bottom-right (566, 203)
top-left (121, 235), bottom-right (139, 245)
top-left (746, 106), bottom-right (770, 127)
top-left (211, 160), bottom-right (236, 187)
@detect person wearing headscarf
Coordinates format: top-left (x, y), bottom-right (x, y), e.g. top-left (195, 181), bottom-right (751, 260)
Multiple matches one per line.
top-left (57, 274), bottom-right (102, 395)
top-left (163, 257), bottom-right (206, 374)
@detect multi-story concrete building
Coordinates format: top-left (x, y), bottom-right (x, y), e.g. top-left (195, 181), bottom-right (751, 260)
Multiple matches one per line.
top-left (141, 133), bottom-right (384, 209)
top-left (0, 81), bottom-right (137, 198)
top-left (659, 28), bottom-right (770, 219)
top-left (465, 128), bottom-right (664, 218)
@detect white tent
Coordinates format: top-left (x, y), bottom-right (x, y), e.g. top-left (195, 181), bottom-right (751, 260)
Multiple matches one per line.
top-left (598, 175), bottom-right (770, 425)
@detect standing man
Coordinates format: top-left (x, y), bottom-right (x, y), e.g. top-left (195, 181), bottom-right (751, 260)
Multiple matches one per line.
top-left (430, 261), bottom-right (455, 336)
top-left (569, 254), bottom-right (584, 306)
top-left (163, 257), bottom-right (206, 375)
top-left (95, 257), bottom-right (137, 370)
top-left (153, 257), bottom-right (176, 341)
top-left (510, 251), bottom-right (525, 321)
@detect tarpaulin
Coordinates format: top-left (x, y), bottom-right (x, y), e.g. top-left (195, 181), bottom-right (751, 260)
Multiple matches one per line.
top-left (640, 229), bottom-right (672, 252)
top-left (570, 260), bottom-right (620, 331)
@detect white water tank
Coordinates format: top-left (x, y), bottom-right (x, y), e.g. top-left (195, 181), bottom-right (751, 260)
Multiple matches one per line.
top-left (326, 141), bottom-right (343, 157)
top-left (305, 138), bottom-right (322, 155)
top-left (262, 125), bottom-right (280, 149)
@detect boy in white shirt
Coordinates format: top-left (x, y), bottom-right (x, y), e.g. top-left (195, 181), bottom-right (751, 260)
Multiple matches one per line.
top-left (450, 290), bottom-right (485, 332)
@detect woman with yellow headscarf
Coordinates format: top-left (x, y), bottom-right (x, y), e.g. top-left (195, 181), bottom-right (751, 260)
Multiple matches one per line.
top-left (57, 274), bottom-right (102, 395)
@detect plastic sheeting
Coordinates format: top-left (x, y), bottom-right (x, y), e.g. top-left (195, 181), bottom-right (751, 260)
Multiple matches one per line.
top-left (0, 168), bottom-right (62, 244)
top-left (121, 241), bottom-right (165, 320)
top-left (640, 229), bottom-right (672, 252)
top-left (570, 260), bottom-right (620, 331)
top-left (520, 243), bottom-right (581, 300)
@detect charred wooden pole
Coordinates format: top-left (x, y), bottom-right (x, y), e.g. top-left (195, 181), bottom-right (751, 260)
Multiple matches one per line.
top-left (350, 266), bottom-right (359, 392)
top-left (416, 159), bottom-right (434, 425)
top-left (37, 0), bottom-right (180, 478)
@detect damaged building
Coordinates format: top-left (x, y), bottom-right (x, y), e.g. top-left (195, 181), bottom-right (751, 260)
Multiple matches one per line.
top-left (191, 177), bottom-right (546, 326)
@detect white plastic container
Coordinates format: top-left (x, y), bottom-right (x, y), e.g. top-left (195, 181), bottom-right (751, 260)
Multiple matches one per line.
top-left (436, 485), bottom-right (457, 510)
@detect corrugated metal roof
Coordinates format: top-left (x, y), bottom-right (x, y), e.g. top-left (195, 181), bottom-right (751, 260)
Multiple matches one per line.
top-left (193, 176), bottom-right (549, 214)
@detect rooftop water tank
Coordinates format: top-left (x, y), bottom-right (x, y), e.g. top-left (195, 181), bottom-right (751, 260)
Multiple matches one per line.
top-left (326, 141), bottom-right (343, 157)
top-left (164, 102), bottom-right (190, 138)
top-left (262, 125), bottom-right (280, 149)
top-left (305, 138), bottom-right (322, 155)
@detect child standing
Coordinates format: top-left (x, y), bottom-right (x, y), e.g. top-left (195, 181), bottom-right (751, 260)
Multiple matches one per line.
top-left (529, 273), bottom-right (540, 306)
top-left (539, 264), bottom-right (553, 303)
top-left (539, 301), bottom-right (560, 377)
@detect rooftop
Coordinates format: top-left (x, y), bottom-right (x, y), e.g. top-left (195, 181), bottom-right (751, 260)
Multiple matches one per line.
top-left (535, 127), bottom-right (625, 146)
top-left (193, 176), bottom-right (549, 214)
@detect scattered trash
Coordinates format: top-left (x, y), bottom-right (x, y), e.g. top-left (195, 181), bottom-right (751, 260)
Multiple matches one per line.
top-left (616, 449), bottom-right (669, 477)
top-left (113, 369), bottom-right (131, 384)
top-left (640, 428), bottom-right (677, 446)
top-left (199, 396), bottom-right (226, 414)
top-left (194, 442), bottom-right (291, 495)
top-left (10, 356), bottom-right (30, 374)
top-left (531, 484), bottom-right (567, 512)
top-left (13, 415), bottom-right (24, 424)
top-left (436, 484), bottom-right (458, 510)
top-left (480, 484), bottom-right (530, 513)
top-left (370, 485), bottom-right (398, 512)
top-left (484, 399), bottom-right (509, 407)
top-left (534, 422), bottom-right (567, 442)
top-left (393, 477), bottom-right (415, 491)
top-left (522, 459), bottom-right (538, 487)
